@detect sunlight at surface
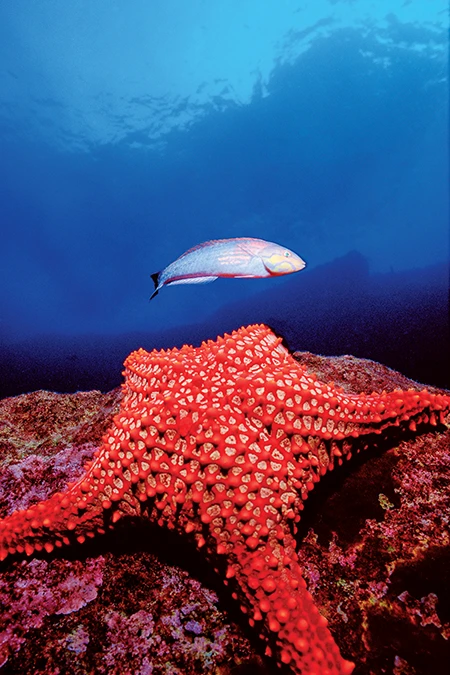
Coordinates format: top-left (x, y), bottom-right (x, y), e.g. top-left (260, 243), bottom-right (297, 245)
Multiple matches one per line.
top-left (0, 0), bottom-right (447, 150)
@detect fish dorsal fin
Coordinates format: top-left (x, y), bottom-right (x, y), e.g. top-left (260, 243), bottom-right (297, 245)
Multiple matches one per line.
top-left (166, 276), bottom-right (218, 287)
top-left (178, 237), bottom-right (265, 259)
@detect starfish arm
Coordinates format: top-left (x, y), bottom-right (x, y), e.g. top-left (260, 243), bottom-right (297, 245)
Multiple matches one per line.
top-left (191, 447), bottom-right (354, 675)
top-left (0, 445), bottom-right (130, 560)
top-left (0, 486), bottom-right (101, 560)
top-left (326, 388), bottom-right (450, 437)
top-left (220, 526), bottom-right (354, 675)
top-left (249, 372), bottom-right (450, 445)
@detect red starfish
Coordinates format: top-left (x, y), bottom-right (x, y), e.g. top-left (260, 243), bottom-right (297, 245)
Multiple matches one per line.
top-left (1, 324), bottom-right (449, 674)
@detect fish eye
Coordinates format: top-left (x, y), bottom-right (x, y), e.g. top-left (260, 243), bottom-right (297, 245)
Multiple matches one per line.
top-left (284, 251), bottom-right (291, 257)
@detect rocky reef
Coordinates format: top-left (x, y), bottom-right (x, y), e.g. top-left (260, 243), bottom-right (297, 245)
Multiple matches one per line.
top-left (0, 351), bottom-right (449, 675)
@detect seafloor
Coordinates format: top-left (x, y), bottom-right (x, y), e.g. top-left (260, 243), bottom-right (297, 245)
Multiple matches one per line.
top-left (0, 351), bottom-right (449, 675)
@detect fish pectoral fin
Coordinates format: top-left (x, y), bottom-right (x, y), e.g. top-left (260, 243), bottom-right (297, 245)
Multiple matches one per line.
top-left (166, 276), bottom-right (218, 287)
top-left (262, 261), bottom-right (276, 275)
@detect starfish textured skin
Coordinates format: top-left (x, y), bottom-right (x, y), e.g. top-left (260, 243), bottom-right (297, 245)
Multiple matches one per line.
top-left (1, 325), bottom-right (449, 674)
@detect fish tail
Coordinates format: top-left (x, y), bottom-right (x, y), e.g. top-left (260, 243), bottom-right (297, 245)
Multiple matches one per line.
top-left (149, 272), bottom-right (160, 301)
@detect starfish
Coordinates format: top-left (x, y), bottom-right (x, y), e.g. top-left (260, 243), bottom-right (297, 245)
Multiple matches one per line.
top-left (1, 324), bottom-right (449, 675)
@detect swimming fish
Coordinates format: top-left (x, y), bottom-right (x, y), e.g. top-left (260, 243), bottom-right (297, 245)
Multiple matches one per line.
top-left (150, 237), bottom-right (306, 300)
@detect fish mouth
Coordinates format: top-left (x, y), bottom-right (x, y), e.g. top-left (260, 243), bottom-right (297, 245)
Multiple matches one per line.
top-left (263, 259), bottom-right (307, 275)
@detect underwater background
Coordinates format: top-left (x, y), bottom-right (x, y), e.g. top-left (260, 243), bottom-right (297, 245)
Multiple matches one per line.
top-left (0, 0), bottom-right (448, 396)
top-left (1, 5), bottom-right (450, 675)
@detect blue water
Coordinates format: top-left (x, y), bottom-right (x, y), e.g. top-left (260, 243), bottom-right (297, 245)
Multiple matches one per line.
top-left (0, 1), bottom-right (448, 396)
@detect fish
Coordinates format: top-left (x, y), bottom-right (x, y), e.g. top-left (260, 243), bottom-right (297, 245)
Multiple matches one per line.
top-left (150, 237), bottom-right (306, 300)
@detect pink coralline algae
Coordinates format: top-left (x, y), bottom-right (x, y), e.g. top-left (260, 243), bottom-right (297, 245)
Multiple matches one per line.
top-left (0, 325), bottom-right (449, 675)
top-left (0, 555), bottom-right (105, 666)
